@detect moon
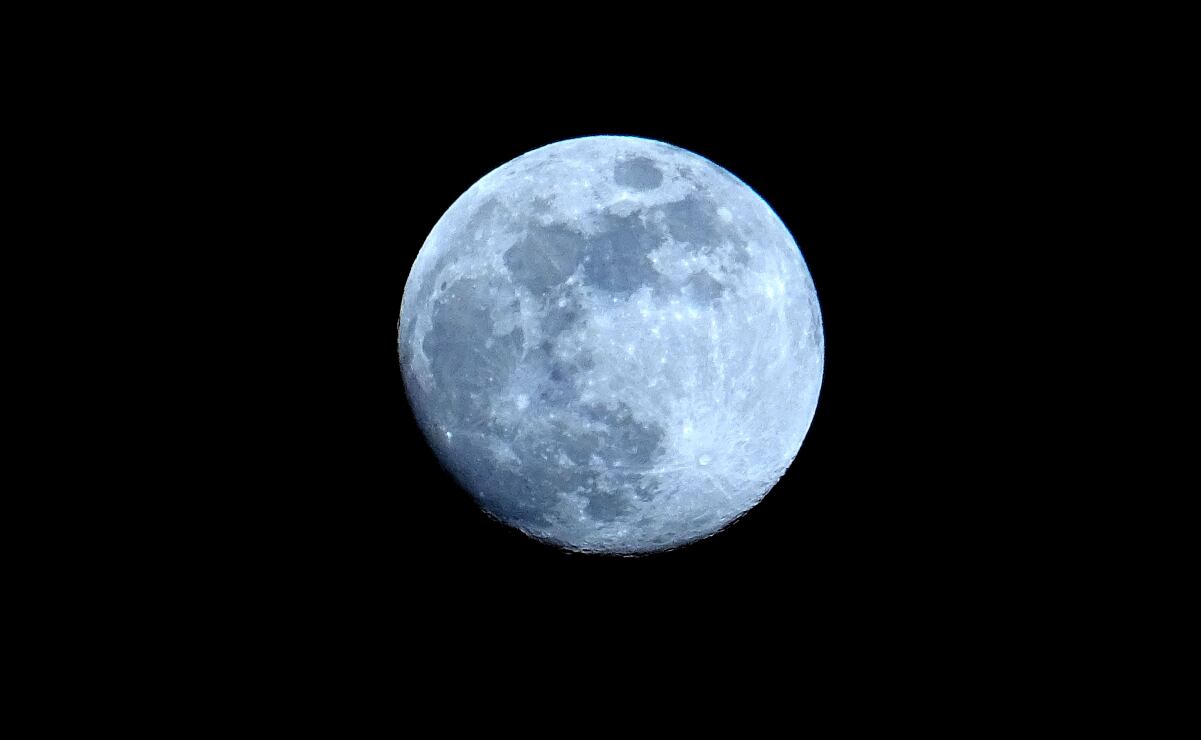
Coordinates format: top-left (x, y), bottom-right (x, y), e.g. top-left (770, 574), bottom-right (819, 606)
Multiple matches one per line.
top-left (398, 136), bottom-right (823, 554)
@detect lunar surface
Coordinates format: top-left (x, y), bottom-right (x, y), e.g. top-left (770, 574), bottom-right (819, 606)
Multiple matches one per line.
top-left (398, 136), bottom-right (823, 553)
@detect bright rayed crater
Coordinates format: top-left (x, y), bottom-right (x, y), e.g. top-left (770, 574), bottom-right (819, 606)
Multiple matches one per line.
top-left (399, 136), bottom-right (823, 554)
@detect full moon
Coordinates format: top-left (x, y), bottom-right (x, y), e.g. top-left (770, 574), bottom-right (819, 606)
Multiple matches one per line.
top-left (399, 136), bottom-right (823, 554)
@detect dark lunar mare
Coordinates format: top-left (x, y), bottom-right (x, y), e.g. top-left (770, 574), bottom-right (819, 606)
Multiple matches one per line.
top-left (581, 214), bottom-right (663, 297)
top-left (421, 277), bottom-right (524, 427)
top-left (613, 156), bottom-right (663, 191)
top-left (415, 264), bottom-right (671, 538)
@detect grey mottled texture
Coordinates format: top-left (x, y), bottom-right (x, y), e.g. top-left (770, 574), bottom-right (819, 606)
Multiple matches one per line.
top-left (399, 136), bottom-right (823, 553)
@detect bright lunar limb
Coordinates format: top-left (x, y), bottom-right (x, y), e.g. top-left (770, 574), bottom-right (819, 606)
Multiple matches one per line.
top-left (398, 136), bottom-right (824, 554)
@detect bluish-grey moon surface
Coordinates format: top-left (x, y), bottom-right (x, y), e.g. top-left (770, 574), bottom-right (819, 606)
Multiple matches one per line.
top-left (398, 136), bottom-right (823, 553)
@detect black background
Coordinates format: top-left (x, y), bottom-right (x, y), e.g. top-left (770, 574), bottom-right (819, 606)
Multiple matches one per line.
top-left (59, 13), bottom-right (1101, 707)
